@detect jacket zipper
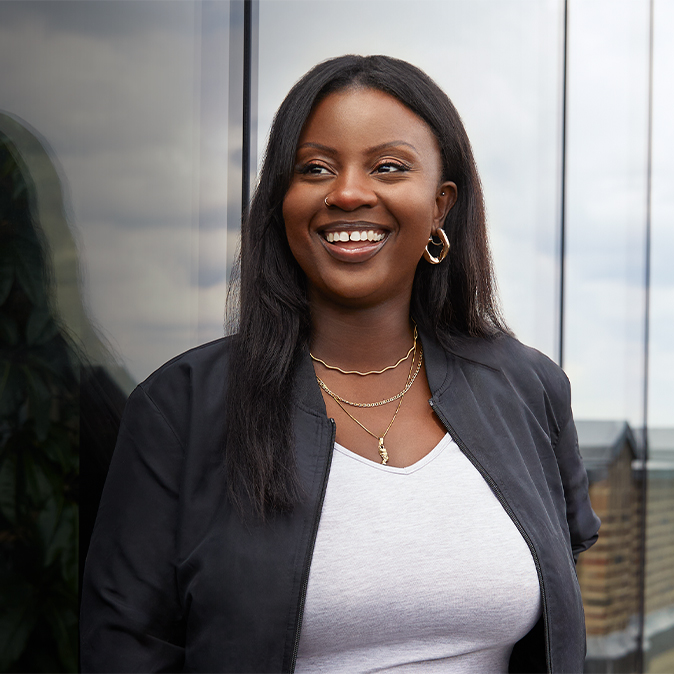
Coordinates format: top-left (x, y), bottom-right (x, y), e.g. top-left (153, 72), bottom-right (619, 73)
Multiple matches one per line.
top-left (289, 418), bottom-right (336, 672)
top-left (429, 399), bottom-right (552, 673)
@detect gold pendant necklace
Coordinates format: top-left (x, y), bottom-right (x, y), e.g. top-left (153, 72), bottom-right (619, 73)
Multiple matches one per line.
top-left (318, 346), bottom-right (422, 465)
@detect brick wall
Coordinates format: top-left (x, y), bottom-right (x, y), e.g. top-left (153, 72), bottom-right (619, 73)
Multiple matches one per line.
top-left (577, 443), bottom-right (641, 636)
top-left (645, 473), bottom-right (674, 615)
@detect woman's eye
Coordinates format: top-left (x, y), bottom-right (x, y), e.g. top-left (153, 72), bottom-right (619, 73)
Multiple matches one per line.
top-left (374, 161), bottom-right (409, 174)
top-left (298, 163), bottom-right (330, 175)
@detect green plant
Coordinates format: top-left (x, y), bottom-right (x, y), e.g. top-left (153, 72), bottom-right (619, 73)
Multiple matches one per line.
top-left (0, 137), bottom-right (79, 673)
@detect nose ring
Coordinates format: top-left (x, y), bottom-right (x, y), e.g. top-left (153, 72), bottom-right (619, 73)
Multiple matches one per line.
top-left (324, 195), bottom-right (331, 208)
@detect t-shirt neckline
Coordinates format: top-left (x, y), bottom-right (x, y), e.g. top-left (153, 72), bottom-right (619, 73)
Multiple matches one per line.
top-left (333, 432), bottom-right (452, 475)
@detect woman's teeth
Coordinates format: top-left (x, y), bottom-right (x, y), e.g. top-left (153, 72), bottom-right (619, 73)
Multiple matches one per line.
top-left (325, 230), bottom-right (385, 243)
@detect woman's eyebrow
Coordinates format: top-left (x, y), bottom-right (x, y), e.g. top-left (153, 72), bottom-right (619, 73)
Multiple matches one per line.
top-left (367, 140), bottom-right (420, 155)
top-left (297, 140), bottom-right (420, 154)
top-left (297, 142), bottom-right (336, 153)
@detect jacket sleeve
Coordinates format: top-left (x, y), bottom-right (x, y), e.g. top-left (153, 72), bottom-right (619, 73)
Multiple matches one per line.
top-left (553, 405), bottom-right (601, 559)
top-left (80, 385), bottom-right (185, 673)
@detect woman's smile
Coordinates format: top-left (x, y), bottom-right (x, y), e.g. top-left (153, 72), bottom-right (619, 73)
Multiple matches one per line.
top-left (282, 87), bottom-right (456, 308)
top-left (318, 222), bottom-right (389, 262)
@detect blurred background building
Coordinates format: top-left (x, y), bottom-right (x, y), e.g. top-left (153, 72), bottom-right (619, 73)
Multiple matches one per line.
top-left (0, 0), bottom-right (671, 671)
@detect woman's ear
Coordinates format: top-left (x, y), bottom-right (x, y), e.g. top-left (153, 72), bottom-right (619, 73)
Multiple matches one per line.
top-left (433, 181), bottom-right (458, 228)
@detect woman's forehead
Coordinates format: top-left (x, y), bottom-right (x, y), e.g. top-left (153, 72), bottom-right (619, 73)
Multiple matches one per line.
top-left (298, 88), bottom-right (441, 162)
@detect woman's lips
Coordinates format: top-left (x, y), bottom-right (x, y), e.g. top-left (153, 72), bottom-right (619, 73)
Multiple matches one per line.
top-left (318, 226), bottom-right (389, 263)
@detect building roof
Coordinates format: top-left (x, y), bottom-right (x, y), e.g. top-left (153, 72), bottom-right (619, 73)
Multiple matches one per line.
top-left (575, 421), bottom-right (674, 478)
top-left (646, 427), bottom-right (674, 471)
top-left (576, 420), bottom-right (637, 482)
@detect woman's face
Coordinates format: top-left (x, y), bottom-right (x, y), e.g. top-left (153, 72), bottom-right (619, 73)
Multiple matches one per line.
top-left (282, 87), bottom-right (456, 311)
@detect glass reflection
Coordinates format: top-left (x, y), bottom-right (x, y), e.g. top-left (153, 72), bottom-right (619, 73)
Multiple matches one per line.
top-left (0, 0), bottom-right (231, 387)
top-left (644, 0), bottom-right (674, 669)
top-left (0, 118), bottom-right (81, 673)
top-left (564, 0), bottom-right (651, 668)
top-left (0, 1), bottom-right (233, 669)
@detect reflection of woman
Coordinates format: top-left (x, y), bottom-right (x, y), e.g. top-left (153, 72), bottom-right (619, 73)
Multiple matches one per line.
top-left (81, 56), bottom-right (599, 673)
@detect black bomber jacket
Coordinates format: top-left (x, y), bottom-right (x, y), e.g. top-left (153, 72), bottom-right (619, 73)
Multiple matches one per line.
top-left (81, 331), bottom-right (600, 673)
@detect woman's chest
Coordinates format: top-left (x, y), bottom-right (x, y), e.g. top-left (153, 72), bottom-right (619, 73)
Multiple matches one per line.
top-left (294, 435), bottom-right (542, 672)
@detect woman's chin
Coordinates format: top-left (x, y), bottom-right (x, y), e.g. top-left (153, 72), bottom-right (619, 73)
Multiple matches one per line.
top-left (309, 274), bottom-right (413, 312)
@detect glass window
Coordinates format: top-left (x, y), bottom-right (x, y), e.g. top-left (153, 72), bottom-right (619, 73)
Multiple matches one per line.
top-left (0, 0), bottom-right (232, 387)
top-left (0, 2), bottom-right (232, 669)
top-left (645, 0), bottom-right (674, 669)
top-left (563, 0), bottom-right (651, 670)
top-left (563, 0), bottom-right (650, 428)
top-left (257, 0), bottom-right (565, 358)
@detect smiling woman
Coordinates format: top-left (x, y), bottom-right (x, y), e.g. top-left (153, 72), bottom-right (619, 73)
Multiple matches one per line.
top-left (283, 88), bottom-right (456, 317)
top-left (81, 55), bottom-right (600, 674)
top-left (282, 87), bottom-right (457, 467)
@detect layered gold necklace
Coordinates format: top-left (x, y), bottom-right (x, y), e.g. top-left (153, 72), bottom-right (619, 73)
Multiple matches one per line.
top-left (312, 328), bottom-right (420, 465)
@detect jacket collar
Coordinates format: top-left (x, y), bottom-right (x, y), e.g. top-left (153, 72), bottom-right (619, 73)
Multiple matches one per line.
top-left (294, 346), bottom-right (328, 416)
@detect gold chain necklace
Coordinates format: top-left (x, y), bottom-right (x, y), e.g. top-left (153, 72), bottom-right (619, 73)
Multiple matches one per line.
top-left (315, 345), bottom-right (423, 408)
top-left (310, 324), bottom-right (417, 376)
top-left (319, 347), bottom-right (420, 465)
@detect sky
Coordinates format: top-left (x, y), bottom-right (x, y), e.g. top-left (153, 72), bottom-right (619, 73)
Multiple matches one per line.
top-left (0, 0), bottom-right (671, 427)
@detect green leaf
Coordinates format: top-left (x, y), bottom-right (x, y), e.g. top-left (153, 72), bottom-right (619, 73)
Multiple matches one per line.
top-left (0, 259), bottom-right (13, 306)
top-left (42, 427), bottom-right (72, 473)
top-left (0, 452), bottom-right (17, 525)
top-left (21, 451), bottom-right (52, 509)
top-left (0, 313), bottom-right (19, 346)
top-left (25, 347), bottom-right (69, 384)
top-left (0, 575), bottom-right (39, 671)
top-left (13, 238), bottom-right (45, 306)
top-left (43, 598), bottom-right (78, 673)
top-left (0, 360), bottom-right (10, 408)
top-left (22, 365), bottom-right (52, 442)
top-left (25, 307), bottom-right (59, 345)
top-left (37, 493), bottom-right (61, 566)
top-left (0, 360), bottom-right (25, 417)
top-left (39, 493), bottom-right (77, 577)
top-left (59, 503), bottom-right (79, 594)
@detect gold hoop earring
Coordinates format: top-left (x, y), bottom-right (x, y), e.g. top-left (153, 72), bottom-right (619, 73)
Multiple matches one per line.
top-left (423, 228), bottom-right (450, 265)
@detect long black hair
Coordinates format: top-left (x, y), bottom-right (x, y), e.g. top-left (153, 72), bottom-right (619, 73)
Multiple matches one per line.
top-left (226, 55), bottom-right (507, 517)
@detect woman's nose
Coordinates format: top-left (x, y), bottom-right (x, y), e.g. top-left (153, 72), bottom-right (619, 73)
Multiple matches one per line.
top-left (325, 170), bottom-right (377, 211)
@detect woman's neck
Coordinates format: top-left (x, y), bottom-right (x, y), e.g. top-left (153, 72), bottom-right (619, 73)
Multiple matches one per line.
top-left (309, 298), bottom-right (415, 372)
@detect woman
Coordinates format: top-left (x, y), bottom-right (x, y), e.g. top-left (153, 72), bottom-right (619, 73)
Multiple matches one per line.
top-left (81, 55), bottom-right (599, 673)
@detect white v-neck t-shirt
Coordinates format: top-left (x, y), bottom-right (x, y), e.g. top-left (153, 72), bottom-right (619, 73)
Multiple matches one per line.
top-left (294, 433), bottom-right (542, 674)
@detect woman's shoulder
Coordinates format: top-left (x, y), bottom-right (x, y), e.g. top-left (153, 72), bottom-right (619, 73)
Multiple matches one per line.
top-left (141, 335), bottom-right (234, 391)
top-left (446, 331), bottom-right (571, 411)
top-left (124, 336), bottom-right (234, 442)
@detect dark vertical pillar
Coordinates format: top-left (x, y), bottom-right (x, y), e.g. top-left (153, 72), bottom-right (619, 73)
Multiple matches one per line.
top-left (636, 0), bottom-right (655, 669)
top-left (242, 0), bottom-right (259, 218)
top-left (227, 0), bottom-right (244, 276)
top-left (558, 0), bottom-right (569, 369)
top-left (227, 0), bottom-right (258, 289)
